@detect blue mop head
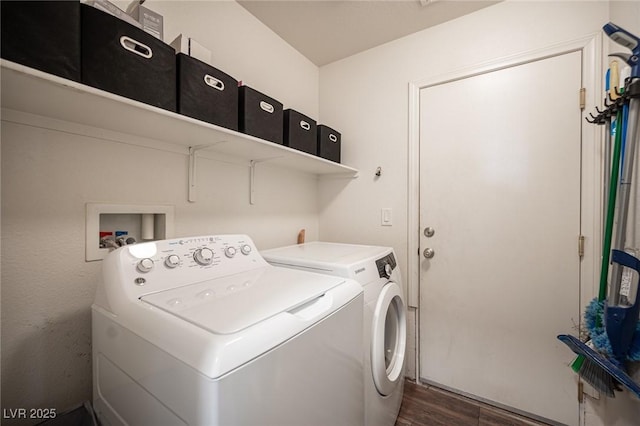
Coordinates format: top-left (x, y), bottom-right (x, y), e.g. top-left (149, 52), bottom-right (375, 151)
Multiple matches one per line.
top-left (584, 298), bottom-right (604, 334)
top-left (583, 297), bottom-right (640, 361)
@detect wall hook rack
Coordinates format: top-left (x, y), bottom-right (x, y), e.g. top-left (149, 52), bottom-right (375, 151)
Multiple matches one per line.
top-left (585, 79), bottom-right (638, 124)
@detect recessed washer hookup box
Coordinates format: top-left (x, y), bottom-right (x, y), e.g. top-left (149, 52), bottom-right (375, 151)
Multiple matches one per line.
top-left (81, 4), bottom-right (176, 112)
top-left (317, 125), bottom-right (341, 163)
top-left (239, 86), bottom-right (284, 145)
top-left (177, 53), bottom-right (239, 131)
top-left (1, 0), bottom-right (81, 82)
top-left (284, 109), bottom-right (317, 155)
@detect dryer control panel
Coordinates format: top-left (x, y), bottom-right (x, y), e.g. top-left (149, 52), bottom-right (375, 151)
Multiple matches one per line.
top-left (375, 252), bottom-right (397, 279)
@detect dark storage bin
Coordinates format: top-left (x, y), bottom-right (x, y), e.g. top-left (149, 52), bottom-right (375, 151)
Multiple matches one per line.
top-left (239, 86), bottom-right (283, 144)
top-left (81, 4), bottom-right (176, 112)
top-left (284, 109), bottom-right (317, 155)
top-left (1, 1), bottom-right (81, 81)
top-left (317, 125), bottom-right (341, 163)
top-left (176, 53), bottom-right (238, 131)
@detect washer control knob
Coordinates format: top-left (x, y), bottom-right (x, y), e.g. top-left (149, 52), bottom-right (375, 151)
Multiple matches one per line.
top-left (194, 248), bottom-right (214, 265)
top-left (383, 263), bottom-right (393, 279)
top-left (165, 254), bottom-right (181, 268)
top-left (137, 258), bottom-right (154, 273)
top-left (224, 246), bottom-right (237, 258)
top-left (240, 244), bottom-right (252, 255)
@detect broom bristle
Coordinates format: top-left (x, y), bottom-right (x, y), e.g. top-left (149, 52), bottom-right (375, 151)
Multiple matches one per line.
top-left (579, 357), bottom-right (617, 397)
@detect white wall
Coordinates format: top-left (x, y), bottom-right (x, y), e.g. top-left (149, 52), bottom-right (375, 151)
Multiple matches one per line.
top-left (0, 0), bottom-right (320, 420)
top-left (318, 0), bottom-right (638, 424)
top-left (318, 0), bottom-right (609, 295)
top-left (144, 0), bottom-right (320, 118)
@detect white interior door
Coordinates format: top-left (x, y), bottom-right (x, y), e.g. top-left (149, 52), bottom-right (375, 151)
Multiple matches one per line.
top-left (419, 51), bottom-right (582, 425)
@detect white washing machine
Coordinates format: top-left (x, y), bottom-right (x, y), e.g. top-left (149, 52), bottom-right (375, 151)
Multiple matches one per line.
top-left (92, 234), bottom-right (364, 426)
top-left (262, 242), bottom-right (406, 426)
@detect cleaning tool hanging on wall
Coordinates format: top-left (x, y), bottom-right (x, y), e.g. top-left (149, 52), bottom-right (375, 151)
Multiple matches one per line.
top-left (603, 22), bottom-right (640, 370)
top-left (559, 22), bottom-right (640, 399)
top-left (570, 69), bottom-right (624, 395)
top-left (571, 65), bottom-right (620, 378)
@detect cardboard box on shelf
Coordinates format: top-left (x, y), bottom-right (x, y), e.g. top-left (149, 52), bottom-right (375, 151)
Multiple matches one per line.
top-left (126, 1), bottom-right (163, 40)
top-left (85, 0), bottom-right (142, 28)
top-left (170, 34), bottom-right (212, 66)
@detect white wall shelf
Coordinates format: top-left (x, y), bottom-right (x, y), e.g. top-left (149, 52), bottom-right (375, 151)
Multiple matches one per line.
top-left (0, 60), bottom-right (359, 178)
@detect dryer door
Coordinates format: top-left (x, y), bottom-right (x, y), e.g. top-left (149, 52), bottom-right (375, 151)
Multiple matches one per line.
top-left (371, 281), bottom-right (406, 396)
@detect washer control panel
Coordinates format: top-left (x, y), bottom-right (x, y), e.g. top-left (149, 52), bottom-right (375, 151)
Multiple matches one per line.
top-left (132, 236), bottom-right (259, 271)
top-left (104, 235), bottom-right (268, 298)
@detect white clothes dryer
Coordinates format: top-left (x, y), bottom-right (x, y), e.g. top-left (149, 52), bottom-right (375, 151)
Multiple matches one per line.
top-left (262, 242), bottom-right (406, 426)
top-left (92, 235), bottom-right (364, 426)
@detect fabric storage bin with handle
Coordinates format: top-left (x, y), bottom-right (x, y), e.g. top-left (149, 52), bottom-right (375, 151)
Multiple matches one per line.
top-left (1, 0), bottom-right (81, 82)
top-left (177, 53), bottom-right (238, 131)
top-left (317, 125), bottom-right (341, 163)
top-left (284, 109), bottom-right (317, 155)
top-left (81, 3), bottom-right (176, 112)
top-left (239, 85), bottom-right (283, 145)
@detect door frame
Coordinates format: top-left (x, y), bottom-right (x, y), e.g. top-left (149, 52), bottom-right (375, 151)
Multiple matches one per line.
top-left (406, 33), bottom-right (602, 419)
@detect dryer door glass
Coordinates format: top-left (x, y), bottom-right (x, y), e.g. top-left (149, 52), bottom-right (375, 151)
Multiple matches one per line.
top-left (371, 281), bottom-right (407, 396)
top-left (385, 300), bottom-right (399, 370)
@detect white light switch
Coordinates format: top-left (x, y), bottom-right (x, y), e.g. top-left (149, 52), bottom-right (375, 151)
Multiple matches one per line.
top-left (381, 208), bottom-right (393, 226)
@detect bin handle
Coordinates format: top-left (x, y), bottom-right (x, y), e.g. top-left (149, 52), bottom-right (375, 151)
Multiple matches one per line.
top-left (329, 134), bottom-right (338, 143)
top-left (260, 101), bottom-right (274, 114)
top-left (204, 74), bottom-right (225, 91)
top-left (120, 36), bottom-right (152, 59)
top-left (300, 120), bottom-right (310, 131)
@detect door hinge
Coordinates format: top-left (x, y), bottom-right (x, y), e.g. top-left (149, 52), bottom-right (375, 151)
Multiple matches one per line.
top-left (579, 88), bottom-right (586, 110)
top-left (578, 381), bottom-right (584, 403)
top-left (578, 235), bottom-right (585, 258)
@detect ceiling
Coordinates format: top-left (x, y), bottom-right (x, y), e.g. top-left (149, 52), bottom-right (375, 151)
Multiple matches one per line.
top-left (237, 0), bottom-right (500, 66)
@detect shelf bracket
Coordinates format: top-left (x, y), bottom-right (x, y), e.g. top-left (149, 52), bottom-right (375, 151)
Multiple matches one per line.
top-left (250, 159), bottom-right (270, 205)
top-left (249, 160), bottom-right (257, 205)
top-left (249, 157), bottom-right (283, 205)
top-left (188, 144), bottom-right (214, 203)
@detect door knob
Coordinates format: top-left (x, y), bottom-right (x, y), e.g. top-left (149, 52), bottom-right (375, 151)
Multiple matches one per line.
top-left (424, 227), bottom-right (435, 237)
top-left (423, 248), bottom-right (435, 259)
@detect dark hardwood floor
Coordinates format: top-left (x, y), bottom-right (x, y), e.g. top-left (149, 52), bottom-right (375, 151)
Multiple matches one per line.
top-left (395, 380), bottom-right (550, 426)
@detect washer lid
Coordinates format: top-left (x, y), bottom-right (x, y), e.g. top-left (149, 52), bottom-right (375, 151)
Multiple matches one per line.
top-left (262, 242), bottom-right (390, 271)
top-left (140, 266), bottom-right (345, 335)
